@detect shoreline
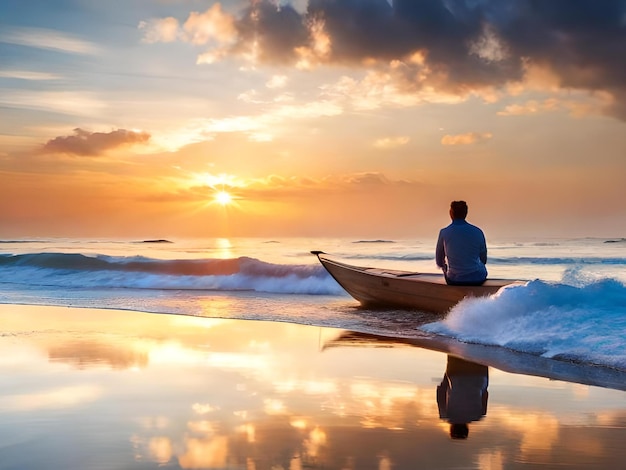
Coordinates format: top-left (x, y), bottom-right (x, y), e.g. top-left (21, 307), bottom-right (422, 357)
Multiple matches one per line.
top-left (2, 302), bottom-right (625, 390)
top-left (1, 302), bottom-right (625, 469)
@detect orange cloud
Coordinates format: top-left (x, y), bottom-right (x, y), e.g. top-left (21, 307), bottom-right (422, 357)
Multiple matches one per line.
top-left (441, 132), bottom-right (493, 146)
top-left (139, 4), bottom-right (237, 47)
top-left (41, 128), bottom-right (151, 156)
top-left (374, 136), bottom-right (410, 149)
top-left (183, 4), bottom-right (237, 45)
top-left (498, 92), bottom-right (614, 118)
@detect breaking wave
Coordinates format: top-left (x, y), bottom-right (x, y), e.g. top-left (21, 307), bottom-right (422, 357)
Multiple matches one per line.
top-left (0, 253), bottom-right (341, 295)
top-left (423, 274), bottom-right (626, 370)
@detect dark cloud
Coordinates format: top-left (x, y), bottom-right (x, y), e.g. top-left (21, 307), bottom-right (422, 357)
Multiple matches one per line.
top-left (234, 1), bottom-right (309, 63)
top-left (42, 128), bottom-right (151, 156)
top-left (223, 0), bottom-right (626, 118)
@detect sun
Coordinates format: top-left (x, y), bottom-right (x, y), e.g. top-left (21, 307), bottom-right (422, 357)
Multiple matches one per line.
top-left (214, 190), bottom-right (233, 206)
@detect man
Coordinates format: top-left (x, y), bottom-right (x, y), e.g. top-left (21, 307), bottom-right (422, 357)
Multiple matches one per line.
top-left (436, 200), bottom-right (488, 285)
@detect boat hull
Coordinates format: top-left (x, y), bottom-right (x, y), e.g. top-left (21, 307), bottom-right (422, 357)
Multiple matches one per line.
top-left (313, 252), bottom-right (520, 314)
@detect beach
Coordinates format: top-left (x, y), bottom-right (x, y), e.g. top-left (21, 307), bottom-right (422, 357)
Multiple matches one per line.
top-left (1, 303), bottom-right (625, 470)
top-left (1, 237), bottom-right (625, 469)
top-left (2, 0), bottom-right (625, 467)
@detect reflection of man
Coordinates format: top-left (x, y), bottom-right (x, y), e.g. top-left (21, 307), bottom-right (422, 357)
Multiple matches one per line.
top-left (437, 355), bottom-right (489, 439)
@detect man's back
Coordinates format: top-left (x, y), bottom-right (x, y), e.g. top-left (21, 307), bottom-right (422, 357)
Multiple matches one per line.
top-left (436, 213), bottom-right (488, 285)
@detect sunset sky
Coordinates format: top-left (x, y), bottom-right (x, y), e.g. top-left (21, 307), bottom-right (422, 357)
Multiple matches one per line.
top-left (1, 0), bottom-right (625, 239)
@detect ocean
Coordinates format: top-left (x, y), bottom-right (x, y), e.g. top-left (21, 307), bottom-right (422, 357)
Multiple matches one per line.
top-left (1, 236), bottom-right (625, 372)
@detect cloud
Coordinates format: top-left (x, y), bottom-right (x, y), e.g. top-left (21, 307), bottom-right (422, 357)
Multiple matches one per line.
top-left (0, 70), bottom-right (62, 80)
top-left (498, 99), bottom-right (557, 116)
top-left (62, 89), bottom-right (340, 154)
top-left (138, 17), bottom-right (180, 43)
top-left (0, 26), bottom-right (100, 55)
top-left (497, 92), bottom-right (614, 118)
top-left (41, 128), bottom-right (151, 156)
top-left (0, 90), bottom-right (107, 117)
top-left (140, 0), bottom-right (626, 119)
top-left (266, 75), bottom-right (288, 89)
top-left (154, 98), bottom-right (343, 148)
top-left (183, 3), bottom-right (237, 45)
top-left (441, 132), bottom-right (493, 146)
top-left (139, 4), bottom-right (237, 46)
top-left (169, 171), bottom-right (413, 205)
top-left (343, 172), bottom-right (391, 186)
top-left (373, 136), bottom-right (410, 149)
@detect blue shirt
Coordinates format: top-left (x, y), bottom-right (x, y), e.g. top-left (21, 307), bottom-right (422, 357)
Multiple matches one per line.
top-left (436, 219), bottom-right (488, 283)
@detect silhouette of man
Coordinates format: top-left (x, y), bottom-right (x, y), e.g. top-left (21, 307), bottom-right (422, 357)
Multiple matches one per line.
top-left (436, 200), bottom-right (488, 285)
top-left (437, 355), bottom-right (489, 439)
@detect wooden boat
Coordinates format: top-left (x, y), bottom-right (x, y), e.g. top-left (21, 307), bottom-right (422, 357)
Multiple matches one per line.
top-left (312, 251), bottom-right (522, 314)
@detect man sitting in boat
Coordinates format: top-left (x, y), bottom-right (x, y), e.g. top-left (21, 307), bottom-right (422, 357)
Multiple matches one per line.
top-left (435, 200), bottom-right (488, 286)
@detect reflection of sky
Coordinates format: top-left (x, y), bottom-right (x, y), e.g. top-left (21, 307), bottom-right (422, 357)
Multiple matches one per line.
top-left (0, 304), bottom-right (624, 469)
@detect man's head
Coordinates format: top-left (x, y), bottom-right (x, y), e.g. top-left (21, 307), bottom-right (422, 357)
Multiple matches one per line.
top-left (449, 423), bottom-right (469, 439)
top-left (450, 200), bottom-right (468, 220)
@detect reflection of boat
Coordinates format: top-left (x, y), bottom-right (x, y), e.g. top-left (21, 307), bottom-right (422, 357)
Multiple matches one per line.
top-left (323, 331), bottom-right (626, 392)
top-left (312, 251), bottom-right (521, 314)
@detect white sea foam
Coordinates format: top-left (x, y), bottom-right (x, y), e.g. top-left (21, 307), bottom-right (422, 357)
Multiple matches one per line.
top-left (423, 272), bottom-right (626, 370)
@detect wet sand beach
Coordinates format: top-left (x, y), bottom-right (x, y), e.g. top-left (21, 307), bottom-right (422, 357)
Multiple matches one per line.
top-left (1, 303), bottom-right (624, 469)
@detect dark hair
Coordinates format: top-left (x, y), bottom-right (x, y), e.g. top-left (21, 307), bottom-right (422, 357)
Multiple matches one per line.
top-left (450, 423), bottom-right (469, 439)
top-left (450, 200), bottom-right (468, 219)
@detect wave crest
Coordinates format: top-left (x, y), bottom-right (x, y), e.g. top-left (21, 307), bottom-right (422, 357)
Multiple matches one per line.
top-left (0, 253), bottom-right (341, 295)
top-left (424, 276), bottom-right (626, 370)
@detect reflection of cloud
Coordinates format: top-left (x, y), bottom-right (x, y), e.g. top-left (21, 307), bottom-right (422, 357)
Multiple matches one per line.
top-left (2, 385), bottom-right (101, 411)
top-left (137, 416), bottom-right (170, 430)
top-left (187, 420), bottom-right (218, 434)
top-left (178, 435), bottom-right (229, 469)
top-left (290, 418), bottom-right (308, 430)
top-left (49, 340), bottom-right (149, 369)
top-left (207, 352), bottom-right (268, 370)
top-left (500, 412), bottom-right (559, 455)
top-left (149, 437), bottom-right (174, 465)
top-left (274, 379), bottom-right (338, 395)
top-left (192, 403), bottom-right (219, 415)
top-left (378, 454), bottom-right (393, 470)
top-left (304, 426), bottom-right (327, 459)
top-left (344, 381), bottom-right (438, 430)
top-left (596, 411), bottom-right (626, 427)
top-left (236, 423), bottom-right (256, 443)
top-left (264, 398), bottom-right (288, 415)
top-left (477, 450), bottom-right (504, 470)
